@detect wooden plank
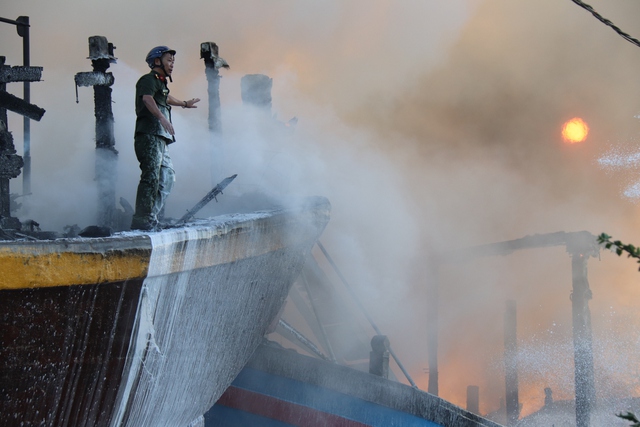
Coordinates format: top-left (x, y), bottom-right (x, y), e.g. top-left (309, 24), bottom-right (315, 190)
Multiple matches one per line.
top-left (74, 71), bottom-right (114, 87)
top-left (0, 90), bottom-right (45, 121)
top-left (0, 66), bottom-right (42, 83)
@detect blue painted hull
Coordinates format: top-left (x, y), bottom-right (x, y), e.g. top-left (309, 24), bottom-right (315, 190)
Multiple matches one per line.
top-left (205, 344), bottom-right (504, 427)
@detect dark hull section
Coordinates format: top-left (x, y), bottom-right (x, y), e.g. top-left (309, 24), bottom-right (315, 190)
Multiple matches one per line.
top-left (1, 249), bottom-right (310, 427)
top-left (1, 279), bottom-right (143, 427)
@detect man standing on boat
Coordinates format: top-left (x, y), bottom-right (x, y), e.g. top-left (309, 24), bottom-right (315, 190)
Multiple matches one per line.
top-left (130, 46), bottom-right (201, 231)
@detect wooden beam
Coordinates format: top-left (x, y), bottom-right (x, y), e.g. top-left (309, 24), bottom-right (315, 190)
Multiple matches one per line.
top-left (0, 66), bottom-right (42, 83)
top-left (74, 71), bottom-right (114, 87)
top-left (0, 90), bottom-right (45, 121)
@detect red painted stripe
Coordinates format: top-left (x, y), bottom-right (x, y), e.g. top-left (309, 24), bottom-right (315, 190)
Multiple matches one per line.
top-left (217, 386), bottom-right (371, 427)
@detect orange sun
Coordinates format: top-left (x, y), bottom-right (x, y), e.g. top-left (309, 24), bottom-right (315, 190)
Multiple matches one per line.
top-left (561, 117), bottom-right (589, 144)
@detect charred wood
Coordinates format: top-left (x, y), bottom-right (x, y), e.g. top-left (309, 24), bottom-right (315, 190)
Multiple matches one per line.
top-left (0, 90), bottom-right (45, 121)
top-left (0, 65), bottom-right (42, 83)
top-left (241, 74), bottom-right (273, 111)
top-left (0, 127), bottom-right (24, 179)
top-left (200, 42), bottom-right (225, 134)
top-left (74, 71), bottom-right (114, 87)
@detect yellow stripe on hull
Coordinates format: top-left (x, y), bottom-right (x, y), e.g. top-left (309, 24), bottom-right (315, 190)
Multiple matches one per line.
top-left (0, 199), bottom-right (331, 291)
top-left (0, 245), bottom-right (151, 290)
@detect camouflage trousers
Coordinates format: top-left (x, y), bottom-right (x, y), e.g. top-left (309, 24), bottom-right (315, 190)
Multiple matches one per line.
top-left (131, 133), bottom-right (175, 228)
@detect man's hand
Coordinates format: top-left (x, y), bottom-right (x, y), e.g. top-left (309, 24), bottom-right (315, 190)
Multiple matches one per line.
top-left (184, 98), bottom-right (201, 108)
top-left (168, 95), bottom-right (201, 109)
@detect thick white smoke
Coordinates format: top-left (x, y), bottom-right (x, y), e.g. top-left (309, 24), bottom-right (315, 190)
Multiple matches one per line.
top-left (3, 0), bottom-right (640, 419)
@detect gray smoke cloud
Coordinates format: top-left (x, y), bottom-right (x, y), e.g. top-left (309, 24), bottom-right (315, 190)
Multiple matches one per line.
top-left (2, 0), bottom-right (640, 419)
top-left (366, 0), bottom-right (640, 417)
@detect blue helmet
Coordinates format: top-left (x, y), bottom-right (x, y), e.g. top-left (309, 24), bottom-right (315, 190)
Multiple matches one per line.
top-left (145, 46), bottom-right (176, 68)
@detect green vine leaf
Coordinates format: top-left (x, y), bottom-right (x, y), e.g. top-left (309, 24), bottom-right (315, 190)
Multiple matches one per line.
top-left (598, 233), bottom-right (640, 271)
top-left (617, 411), bottom-right (640, 426)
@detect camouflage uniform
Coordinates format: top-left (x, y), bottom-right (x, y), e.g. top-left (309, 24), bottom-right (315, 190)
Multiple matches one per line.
top-left (131, 71), bottom-right (176, 230)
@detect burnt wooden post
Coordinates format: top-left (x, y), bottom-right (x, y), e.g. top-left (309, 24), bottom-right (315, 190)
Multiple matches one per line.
top-left (200, 42), bottom-right (228, 183)
top-left (241, 74), bottom-right (273, 113)
top-left (369, 335), bottom-right (390, 378)
top-left (466, 385), bottom-right (480, 415)
top-left (0, 58), bottom-right (8, 225)
top-left (567, 245), bottom-right (596, 427)
top-left (1, 14), bottom-right (44, 204)
top-left (566, 235), bottom-right (598, 427)
top-left (504, 299), bottom-right (520, 426)
top-left (0, 122), bottom-right (24, 229)
top-left (0, 55), bottom-right (43, 229)
top-left (426, 259), bottom-right (439, 395)
top-left (1, 16), bottom-right (34, 194)
top-left (16, 16), bottom-right (30, 195)
top-left (544, 387), bottom-right (553, 407)
top-left (0, 56), bottom-right (7, 129)
top-left (74, 36), bottom-right (117, 228)
top-left (200, 42), bottom-right (228, 135)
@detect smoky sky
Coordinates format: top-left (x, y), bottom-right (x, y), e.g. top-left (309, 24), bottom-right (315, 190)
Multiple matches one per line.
top-left (366, 0), bottom-right (640, 415)
top-left (3, 0), bottom-right (640, 418)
